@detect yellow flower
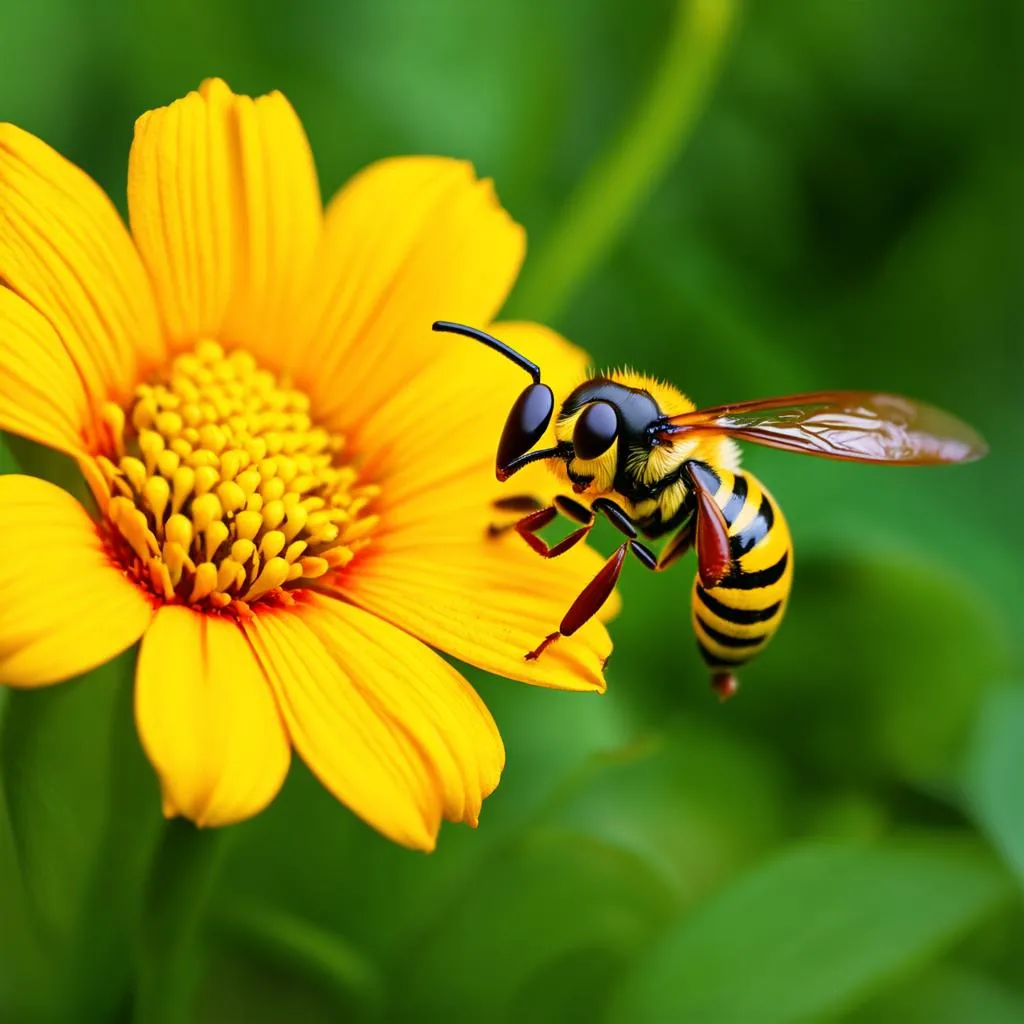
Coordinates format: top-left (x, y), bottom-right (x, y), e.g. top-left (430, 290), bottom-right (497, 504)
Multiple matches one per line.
top-left (0, 80), bottom-right (611, 850)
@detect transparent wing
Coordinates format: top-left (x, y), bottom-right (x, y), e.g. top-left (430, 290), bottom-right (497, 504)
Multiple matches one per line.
top-left (657, 391), bottom-right (987, 465)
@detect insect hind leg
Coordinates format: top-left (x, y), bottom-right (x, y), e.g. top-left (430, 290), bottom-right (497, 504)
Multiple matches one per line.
top-left (657, 515), bottom-right (695, 571)
top-left (526, 542), bottom-right (629, 660)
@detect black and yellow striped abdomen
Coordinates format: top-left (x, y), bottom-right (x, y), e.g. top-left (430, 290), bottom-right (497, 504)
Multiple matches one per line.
top-left (690, 467), bottom-right (792, 676)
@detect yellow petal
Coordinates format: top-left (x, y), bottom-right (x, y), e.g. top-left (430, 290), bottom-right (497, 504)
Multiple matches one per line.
top-left (0, 287), bottom-right (91, 456)
top-left (344, 538), bottom-right (611, 693)
top-left (299, 594), bottom-right (503, 827)
top-left (0, 475), bottom-right (153, 687)
top-left (362, 320), bottom-right (591, 526)
top-left (128, 79), bottom-right (322, 365)
top-left (291, 157), bottom-right (525, 433)
top-left (244, 604), bottom-right (448, 850)
top-left (343, 318), bottom-right (615, 689)
top-left (135, 605), bottom-right (291, 827)
top-left (0, 124), bottom-right (165, 410)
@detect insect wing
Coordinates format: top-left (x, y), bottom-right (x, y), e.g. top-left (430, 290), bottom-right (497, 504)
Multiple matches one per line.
top-left (658, 391), bottom-right (987, 465)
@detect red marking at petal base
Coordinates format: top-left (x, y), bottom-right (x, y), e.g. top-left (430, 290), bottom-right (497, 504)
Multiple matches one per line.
top-left (247, 587), bottom-right (316, 618)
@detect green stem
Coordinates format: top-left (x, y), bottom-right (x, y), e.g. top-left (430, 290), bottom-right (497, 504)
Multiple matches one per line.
top-left (512, 0), bottom-right (739, 324)
top-left (133, 819), bottom-right (230, 1024)
top-left (62, 652), bottom-right (163, 1020)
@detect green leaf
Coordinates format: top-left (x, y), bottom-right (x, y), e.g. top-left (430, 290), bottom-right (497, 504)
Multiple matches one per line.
top-left (608, 839), bottom-right (1013, 1024)
top-left (841, 966), bottom-right (1024, 1024)
top-left (704, 549), bottom-right (1012, 787)
top-left (394, 829), bottom-right (676, 1021)
top-left (195, 948), bottom-right (344, 1024)
top-left (473, 672), bottom-right (632, 827)
top-left (357, 720), bottom-right (787, 1020)
top-left (538, 719), bottom-right (789, 902)
top-left (211, 903), bottom-right (384, 1020)
top-left (962, 684), bottom-right (1024, 887)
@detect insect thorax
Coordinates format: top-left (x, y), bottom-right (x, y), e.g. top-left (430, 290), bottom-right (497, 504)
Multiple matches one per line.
top-left (553, 372), bottom-right (741, 528)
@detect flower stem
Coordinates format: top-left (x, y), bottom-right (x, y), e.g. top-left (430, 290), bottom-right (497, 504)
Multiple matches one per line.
top-left (61, 652), bottom-right (164, 1020)
top-left (512, 0), bottom-right (739, 324)
top-left (133, 818), bottom-right (229, 1024)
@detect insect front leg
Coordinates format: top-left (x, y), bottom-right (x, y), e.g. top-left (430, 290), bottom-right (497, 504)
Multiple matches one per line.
top-left (487, 495), bottom-right (545, 537)
top-left (525, 498), bottom-right (657, 660)
top-left (515, 495), bottom-right (597, 558)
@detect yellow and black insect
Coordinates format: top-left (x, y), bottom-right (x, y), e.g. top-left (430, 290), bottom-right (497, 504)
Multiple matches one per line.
top-left (432, 321), bottom-right (987, 699)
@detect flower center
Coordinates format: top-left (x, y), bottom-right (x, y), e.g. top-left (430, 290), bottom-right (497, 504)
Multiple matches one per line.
top-left (97, 340), bottom-right (378, 615)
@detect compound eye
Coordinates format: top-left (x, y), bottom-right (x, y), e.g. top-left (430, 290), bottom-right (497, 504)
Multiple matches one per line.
top-left (497, 383), bottom-right (555, 478)
top-left (573, 401), bottom-right (618, 461)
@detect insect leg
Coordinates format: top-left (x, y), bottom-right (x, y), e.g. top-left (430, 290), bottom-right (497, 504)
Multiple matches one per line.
top-left (525, 499), bottom-right (658, 660)
top-left (525, 542), bottom-right (631, 660)
top-left (683, 461), bottom-right (732, 588)
top-left (555, 495), bottom-right (595, 523)
top-left (515, 495), bottom-right (596, 558)
top-left (488, 495), bottom-right (544, 537)
top-left (587, 496), bottom-right (659, 568)
top-left (657, 514), bottom-right (695, 570)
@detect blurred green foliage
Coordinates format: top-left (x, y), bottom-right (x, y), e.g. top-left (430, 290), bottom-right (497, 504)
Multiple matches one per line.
top-left (1, 0), bottom-right (1022, 1021)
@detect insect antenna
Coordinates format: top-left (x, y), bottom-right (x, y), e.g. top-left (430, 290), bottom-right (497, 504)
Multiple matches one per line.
top-left (432, 321), bottom-right (542, 384)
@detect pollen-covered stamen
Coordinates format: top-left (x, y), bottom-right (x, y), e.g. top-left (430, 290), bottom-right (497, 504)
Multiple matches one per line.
top-left (98, 340), bottom-right (379, 613)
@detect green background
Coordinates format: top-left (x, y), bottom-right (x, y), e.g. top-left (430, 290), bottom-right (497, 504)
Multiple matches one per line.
top-left (1, 0), bottom-right (1022, 1021)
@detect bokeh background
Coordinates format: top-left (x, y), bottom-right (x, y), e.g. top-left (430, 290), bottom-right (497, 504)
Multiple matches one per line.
top-left (1, 0), bottom-right (1022, 1021)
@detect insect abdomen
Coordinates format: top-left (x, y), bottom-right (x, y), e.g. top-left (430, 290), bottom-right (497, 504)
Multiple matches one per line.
top-left (690, 467), bottom-right (792, 677)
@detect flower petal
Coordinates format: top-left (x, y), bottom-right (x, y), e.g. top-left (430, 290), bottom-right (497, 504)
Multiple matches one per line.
top-left (343, 537), bottom-right (612, 693)
top-left (0, 287), bottom-right (91, 457)
top-left (340, 319), bottom-right (613, 692)
top-left (135, 605), bottom-right (290, 827)
top-left (0, 124), bottom-right (164, 410)
top-left (298, 594), bottom-right (503, 827)
top-left (245, 602), bottom-right (457, 850)
top-left (291, 157), bottom-right (525, 433)
top-left (0, 475), bottom-right (153, 686)
top-left (128, 79), bottom-right (322, 365)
